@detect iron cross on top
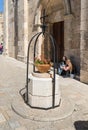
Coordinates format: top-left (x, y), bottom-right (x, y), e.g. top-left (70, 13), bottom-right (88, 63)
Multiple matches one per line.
top-left (40, 9), bottom-right (48, 25)
top-left (40, 9), bottom-right (48, 33)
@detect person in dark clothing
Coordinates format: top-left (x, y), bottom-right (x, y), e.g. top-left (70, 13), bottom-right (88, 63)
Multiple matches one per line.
top-left (0, 43), bottom-right (3, 54)
top-left (58, 56), bottom-right (67, 75)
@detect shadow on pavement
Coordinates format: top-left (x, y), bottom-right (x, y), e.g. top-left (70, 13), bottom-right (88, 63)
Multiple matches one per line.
top-left (74, 120), bottom-right (88, 130)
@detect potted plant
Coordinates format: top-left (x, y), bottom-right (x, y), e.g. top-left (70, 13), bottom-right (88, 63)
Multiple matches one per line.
top-left (34, 55), bottom-right (52, 73)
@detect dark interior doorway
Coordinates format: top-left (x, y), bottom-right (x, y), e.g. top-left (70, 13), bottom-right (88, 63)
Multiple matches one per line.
top-left (52, 21), bottom-right (64, 63)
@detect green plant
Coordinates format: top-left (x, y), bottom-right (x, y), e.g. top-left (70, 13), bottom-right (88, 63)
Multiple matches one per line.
top-left (34, 56), bottom-right (50, 65)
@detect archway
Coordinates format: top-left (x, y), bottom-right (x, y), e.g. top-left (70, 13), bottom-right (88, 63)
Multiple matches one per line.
top-left (34, 0), bottom-right (73, 62)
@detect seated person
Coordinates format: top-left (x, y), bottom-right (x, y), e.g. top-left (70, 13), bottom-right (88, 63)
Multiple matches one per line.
top-left (58, 56), bottom-right (67, 75)
top-left (0, 43), bottom-right (3, 54)
top-left (61, 59), bottom-right (73, 76)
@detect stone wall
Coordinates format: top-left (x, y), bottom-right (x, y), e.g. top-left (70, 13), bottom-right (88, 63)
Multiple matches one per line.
top-left (4, 0), bottom-right (8, 55)
top-left (80, 0), bottom-right (88, 83)
top-left (27, 0), bottom-right (40, 61)
top-left (37, 0), bottom-right (81, 74)
top-left (64, 0), bottom-right (81, 74)
top-left (8, 0), bottom-right (15, 57)
top-left (4, 0), bottom-right (88, 83)
top-left (4, 0), bottom-right (15, 57)
top-left (17, 0), bottom-right (25, 61)
top-left (0, 13), bottom-right (3, 44)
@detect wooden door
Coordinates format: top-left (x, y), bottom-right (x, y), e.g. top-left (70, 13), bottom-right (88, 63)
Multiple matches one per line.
top-left (53, 21), bottom-right (64, 62)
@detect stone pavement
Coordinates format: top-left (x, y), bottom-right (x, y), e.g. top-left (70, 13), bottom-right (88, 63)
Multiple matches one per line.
top-left (0, 55), bottom-right (88, 130)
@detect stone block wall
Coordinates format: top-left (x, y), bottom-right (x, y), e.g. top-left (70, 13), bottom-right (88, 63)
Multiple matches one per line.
top-left (17, 0), bottom-right (25, 61)
top-left (7, 0), bottom-right (15, 57)
top-left (64, 0), bottom-right (81, 74)
top-left (4, 0), bottom-right (88, 83)
top-left (43, 0), bottom-right (81, 74)
top-left (27, 0), bottom-right (40, 61)
top-left (80, 0), bottom-right (88, 83)
top-left (0, 13), bottom-right (3, 44)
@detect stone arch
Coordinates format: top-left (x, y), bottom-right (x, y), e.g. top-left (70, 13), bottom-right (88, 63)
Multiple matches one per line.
top-left (63, 0), bottom-right (72, 15)
top-left (32, 0), bottom-right (74, 61)
top-left (34, 0), bottom-right (73, 18)
top-left (33, 0), bottom-right (74, 28)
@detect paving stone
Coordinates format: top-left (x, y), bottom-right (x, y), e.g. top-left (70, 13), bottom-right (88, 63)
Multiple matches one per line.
top-left (15, 126), bottom-right (27, 130)
top-left (11, 98), bottom-right (74, 122)
top-left (0, 113), bottom-right (6, 123)
top-left (0, 122), bottom-right (11, 130)
top-left (0, 55), bottom-right (88, 130)
top-left (8, 120), bottom-right (20, 129)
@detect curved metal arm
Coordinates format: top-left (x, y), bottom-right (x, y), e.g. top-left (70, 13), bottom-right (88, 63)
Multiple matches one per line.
top-left (25, 31), bottom-right (56, 108)
top-left (33, 32), bottom-right (43, 72)
top-left (45, 32), bottom-right (56, 108)
top-left (25, 32), bottom-right (42, 103)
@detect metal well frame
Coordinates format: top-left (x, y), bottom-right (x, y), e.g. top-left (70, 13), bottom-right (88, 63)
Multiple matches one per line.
top-left (24, 9), bottom-right (58, 110)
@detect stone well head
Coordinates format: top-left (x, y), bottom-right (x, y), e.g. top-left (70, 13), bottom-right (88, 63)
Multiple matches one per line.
top-left (20, 9), bottom-right (61, 110)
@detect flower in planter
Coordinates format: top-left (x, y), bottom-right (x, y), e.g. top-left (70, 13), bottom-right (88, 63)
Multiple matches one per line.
top-left (34, 55), bottom-right (51, 73)
top-left (34, 55), bottom-right (50, 65)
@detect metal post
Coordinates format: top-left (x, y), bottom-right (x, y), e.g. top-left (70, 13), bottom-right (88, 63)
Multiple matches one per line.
top-left (46, 33), bottom-right (56, 108)
top-left (25, 32), bottom-right (42, 103)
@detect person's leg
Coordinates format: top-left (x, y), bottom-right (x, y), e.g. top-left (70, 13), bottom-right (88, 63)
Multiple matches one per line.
top-left (0, 49), bottom-right (1, 54)
top-left (66, 70), bottom-right (70, 76)
top-left (58, 68), bottom-right (63, 75)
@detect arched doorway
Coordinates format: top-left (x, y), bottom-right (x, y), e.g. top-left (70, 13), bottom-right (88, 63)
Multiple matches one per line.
top-left (34, 0), bottom-right (73, 63)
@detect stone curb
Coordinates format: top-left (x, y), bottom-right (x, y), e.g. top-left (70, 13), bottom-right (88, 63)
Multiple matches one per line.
top-left (11, 97), bottom-right (75, 122)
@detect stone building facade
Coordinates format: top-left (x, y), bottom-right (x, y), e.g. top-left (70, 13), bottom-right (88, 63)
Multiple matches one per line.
top-left (4, 0), bottom-right (88, 84)
top-left (0, 13), bottom-right (3, 44)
